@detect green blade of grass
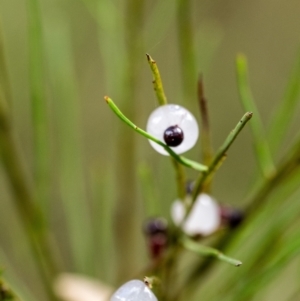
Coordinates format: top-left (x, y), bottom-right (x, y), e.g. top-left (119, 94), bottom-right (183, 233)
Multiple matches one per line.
top-left (236, 54), bottom-right (276, 178)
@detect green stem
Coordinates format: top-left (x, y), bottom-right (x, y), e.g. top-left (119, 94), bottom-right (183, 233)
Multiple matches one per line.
top-left (0, 21), bottom-right (13, 106)
top-left (245, 134), bottom-right (300, 213)
top-left (105, 96), bottom-right (208, 172)
top-left (172, 159), bottom-right (186, 199)
top-left (182, 237), bottom-right (242, 267)
top-left (26, 0), bottom-right (50, 211)
top-left (191, 112), bottom-right (253, 203)
top-left (236, 54), bottom-right (276, 178)
top-left (267, 47), bottom-right (300, 154)
top-left (182, 134), bottom-right (300, 295)
top-left (197, 75), bottom-right (214, 191)
top-left (146, 54), bottom-right (168, 106)
top-left (177, 0), bottom-right (197, 101)
top-left (113, 0), bottom-right (145, 283)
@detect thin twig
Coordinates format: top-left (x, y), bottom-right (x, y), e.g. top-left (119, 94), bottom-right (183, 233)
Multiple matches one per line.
top-left (198, 75), bottom-right (214, 191)
top-left (190, 111), bottom-right (253, 205)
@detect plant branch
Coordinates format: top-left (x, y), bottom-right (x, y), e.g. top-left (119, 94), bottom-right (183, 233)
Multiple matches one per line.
top-left (105, 96), bottom-right (208, 172)
top-left (181, 133), bottom-right (300, 295)
top-left (191, 111), bottom-right (253, 203)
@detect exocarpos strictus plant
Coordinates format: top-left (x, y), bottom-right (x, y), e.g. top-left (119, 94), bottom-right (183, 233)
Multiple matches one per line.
top-left (104, 53), bottom-right (300, 301)
top-left (1, 45), bottom-right (300, 300)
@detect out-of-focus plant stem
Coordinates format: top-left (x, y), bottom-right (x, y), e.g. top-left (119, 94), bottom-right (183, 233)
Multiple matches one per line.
top-left (245, 134), bottom-right (300, 213)
top-left (190, 112), bottom-right (253, 209)
top-left (45, 16), bottom-right (92, 274)
top-left (198, 75), bottom-right (213, 191)
top-left (268, 48), bottom-right (300, 154)
top-left (182, 133), bottom-right (300, 296)
top-left (236, 54), bottom-right (276, 178)
top-left (26, 0), bottom-right (50, 212)
top-left (113, 0), bottom-right (145, 284)
top-left (198, 75), bottom-right (213, 165)
top-left (0, 22), bottom-right (12, 107)
top-left (0, 90), bottom-right (59, 301)
top-left (177, 0), bottom-right (197, 101)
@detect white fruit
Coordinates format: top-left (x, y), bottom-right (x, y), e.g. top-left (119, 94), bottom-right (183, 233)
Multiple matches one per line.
top-left (110, 280), bottom-right (158, 301)
top-left (146, 104), bottom-right (199, 155)
top-left (171, 193), bottom-right (220, 236)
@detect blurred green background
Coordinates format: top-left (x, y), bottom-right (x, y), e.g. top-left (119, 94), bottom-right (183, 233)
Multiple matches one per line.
top-left (0, 0), bottom-right (300, 300)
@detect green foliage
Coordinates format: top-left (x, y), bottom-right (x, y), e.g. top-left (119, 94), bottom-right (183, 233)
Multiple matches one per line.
top-left (0, 1), bottom-right (300, 301)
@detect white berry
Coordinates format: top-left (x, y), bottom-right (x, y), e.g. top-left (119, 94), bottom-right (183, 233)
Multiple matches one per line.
top-left (171, 193), bottom-right (220, 236)
top-left (146, 104), bottom-right (199, 155)
top-left (110, 280), bottom-right (158, 301)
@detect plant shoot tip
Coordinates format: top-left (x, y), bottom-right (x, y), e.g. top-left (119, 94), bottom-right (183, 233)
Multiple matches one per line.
top-left (146, 53), bottom-right (155, 63)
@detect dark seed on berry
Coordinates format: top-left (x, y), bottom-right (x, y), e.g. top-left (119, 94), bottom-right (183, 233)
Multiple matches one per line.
top-left (163, 125), bottom-right (184, 147)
